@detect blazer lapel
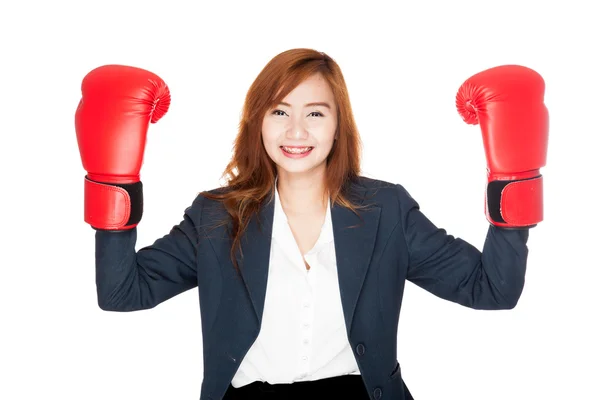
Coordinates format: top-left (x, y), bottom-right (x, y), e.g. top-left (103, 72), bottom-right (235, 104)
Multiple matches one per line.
top-left (235, 179), bottom-right (381, 334)
top-left (236, 197), bottom-right (275, 330)
top-left (331, 188), bottom-right (381, 333)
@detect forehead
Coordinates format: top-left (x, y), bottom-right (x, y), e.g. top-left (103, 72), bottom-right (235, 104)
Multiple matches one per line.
top-left (282, 74), bottom-right (334, 103)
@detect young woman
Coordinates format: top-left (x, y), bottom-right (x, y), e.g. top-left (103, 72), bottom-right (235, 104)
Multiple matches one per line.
top-left (75, 48), bottom-right (547, 400)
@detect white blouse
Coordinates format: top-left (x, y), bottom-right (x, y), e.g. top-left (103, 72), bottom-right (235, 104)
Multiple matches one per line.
top-left (230, 182), bottom-right (361, 387)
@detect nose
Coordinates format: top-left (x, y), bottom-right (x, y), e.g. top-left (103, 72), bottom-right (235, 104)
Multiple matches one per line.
top-left (285, 118), bottom-right (308, 140)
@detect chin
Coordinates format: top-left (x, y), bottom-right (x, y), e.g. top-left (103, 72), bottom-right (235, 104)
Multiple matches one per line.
top-left (279, 161), bottom-right (327, 174)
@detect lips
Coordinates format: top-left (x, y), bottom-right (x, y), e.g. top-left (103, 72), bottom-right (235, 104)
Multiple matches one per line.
top-left (280, 146), bottom-right (314, 154)
top-left (280, 146), bottom-right (314, 158)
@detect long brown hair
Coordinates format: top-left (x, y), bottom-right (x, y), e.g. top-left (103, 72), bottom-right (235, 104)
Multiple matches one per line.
top-left (199, 48), bottom-right (367, 272)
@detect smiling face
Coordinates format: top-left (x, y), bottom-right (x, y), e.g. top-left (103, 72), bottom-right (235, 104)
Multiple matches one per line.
top-left (261, 73), bottom-right (338, 180)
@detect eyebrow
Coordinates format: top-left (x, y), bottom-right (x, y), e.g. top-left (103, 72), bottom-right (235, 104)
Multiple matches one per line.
top-left (278, 101), bottom-right (331, 109)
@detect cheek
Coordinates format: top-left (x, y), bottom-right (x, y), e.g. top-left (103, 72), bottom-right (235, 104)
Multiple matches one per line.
top-left (261, 130), bottom-right (280, 159)
top-left (316, 119), bottom-right (338, 141)
top-left (261, 121), bottom-right (276, 142)
top-left (262, 131), bottom-right (277, 148)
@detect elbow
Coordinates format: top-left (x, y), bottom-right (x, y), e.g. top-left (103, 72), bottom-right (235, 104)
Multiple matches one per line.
top-left (96, 288), bottom-right (158, 312)
top-left (96, 277), bottom-right (148, 312)
top-left (473, 295), bottom-right (521, 311)
top-left (501, 278), bottom-right (525, 310)
top-left (97, 300), bottom-right (145, 312)
top-left (506, 289), bottom-right (525, 310)
top-left (96, 289), bottom-right (124, 311)
top-left (484, 269), bottom-right (525, 310)
top-left (97, 293), bottom-right (144, 312)
top-left (501, 297), bottom-right (520, 310)
top-left (473, 295), bottom-right (521, 310)
top-left (496, 287), bottom-right (524, 310)
top-left (97, 298), bottom-right (123, 312)
top-left (97, 300), bottom-right (120, 312)
top-left (472, 285), bottom-right (524, 310)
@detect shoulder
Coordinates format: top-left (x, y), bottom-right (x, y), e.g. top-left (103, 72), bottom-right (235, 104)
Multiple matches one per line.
top-left (183, 186), bottom-right (229, 217)
top-left (353, 175), bottom-right (417, 206)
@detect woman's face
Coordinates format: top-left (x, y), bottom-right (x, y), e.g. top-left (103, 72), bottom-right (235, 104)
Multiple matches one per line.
top-left (261, 73), bottom-right (338, 178)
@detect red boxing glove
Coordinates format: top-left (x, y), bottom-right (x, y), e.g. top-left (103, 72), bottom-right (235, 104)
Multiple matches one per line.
top-left (75, 65), bottom-right (171, 230)
top-left (456, 65), bottom-right (549, 228)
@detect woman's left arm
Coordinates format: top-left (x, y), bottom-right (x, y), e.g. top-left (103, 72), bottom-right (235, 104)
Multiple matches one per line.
top-left (402, 64), bottom-right (548, 309)
top-left (399, 184), bottom-right (529, 310)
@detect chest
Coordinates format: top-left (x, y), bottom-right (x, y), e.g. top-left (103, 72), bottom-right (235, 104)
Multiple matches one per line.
top-left (286, 213), bottom-right (325, 270)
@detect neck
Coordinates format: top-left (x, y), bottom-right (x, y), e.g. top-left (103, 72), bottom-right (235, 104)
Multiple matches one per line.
top-left (276, 171), bottom-right (328, 216)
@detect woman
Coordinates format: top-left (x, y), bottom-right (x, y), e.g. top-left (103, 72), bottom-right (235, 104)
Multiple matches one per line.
top-left (75, 48), bottom-right (546, 399)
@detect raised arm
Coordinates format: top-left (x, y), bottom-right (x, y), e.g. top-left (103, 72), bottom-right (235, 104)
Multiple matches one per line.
top-left (75, 65), bottom-right (198, 311)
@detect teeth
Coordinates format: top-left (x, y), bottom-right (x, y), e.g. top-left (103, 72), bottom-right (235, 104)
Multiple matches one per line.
top-left (282, 146), bottom-right (312, 154)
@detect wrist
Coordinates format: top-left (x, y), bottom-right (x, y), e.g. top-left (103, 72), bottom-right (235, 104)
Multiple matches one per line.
top-left (486, 170), bottom-right (543, 228)
top-left (84, 176), bottom-right (143, 230)
top-left (87, 173), bottom-right (141, 185)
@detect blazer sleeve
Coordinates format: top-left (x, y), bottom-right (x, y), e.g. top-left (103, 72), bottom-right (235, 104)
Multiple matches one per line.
top-left (94, 195), bottom-right (204, 312)
top-left (397, 184), bottom-right (530, 310)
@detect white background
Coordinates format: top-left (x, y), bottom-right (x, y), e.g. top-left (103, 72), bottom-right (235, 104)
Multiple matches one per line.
top-left (2, 0), bottom-right (598, 399)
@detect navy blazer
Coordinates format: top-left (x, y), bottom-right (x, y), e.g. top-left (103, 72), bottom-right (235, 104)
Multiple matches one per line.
top-left (95, 176), bottom-right (529, 400)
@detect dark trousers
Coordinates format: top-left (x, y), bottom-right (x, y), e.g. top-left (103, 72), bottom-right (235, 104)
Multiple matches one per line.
top-left (222, 374), bottom-right (371, 399)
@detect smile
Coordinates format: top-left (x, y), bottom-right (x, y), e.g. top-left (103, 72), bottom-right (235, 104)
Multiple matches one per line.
top-left (281, 146), bottom-right (313, 154)
top-left (280, 146), bottom-right (314, 158)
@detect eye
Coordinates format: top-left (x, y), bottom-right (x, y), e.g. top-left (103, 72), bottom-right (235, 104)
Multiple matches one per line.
top-left (272, 109), bottom-right (287, 116)
top-left (309, 111), bottom-right (324, 117)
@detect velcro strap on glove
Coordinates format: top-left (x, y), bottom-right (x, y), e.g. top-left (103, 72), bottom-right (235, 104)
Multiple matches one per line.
top-left (487, 175), bottom-right (543, 228)
top-left (84, 177), bottom-right (143, 230)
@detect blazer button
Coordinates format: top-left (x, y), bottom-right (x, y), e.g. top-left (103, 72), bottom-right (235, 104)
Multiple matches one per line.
top-left (373, 387), bottom-right (382, 399)
top-left (356, 343), bottom-right (365, 356)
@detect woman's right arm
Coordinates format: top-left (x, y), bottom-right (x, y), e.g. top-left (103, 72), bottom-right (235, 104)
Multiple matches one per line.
top-left (95, 195), bottom-right (203, 312)
top-left (74, 64), bottom-right (203, 312)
